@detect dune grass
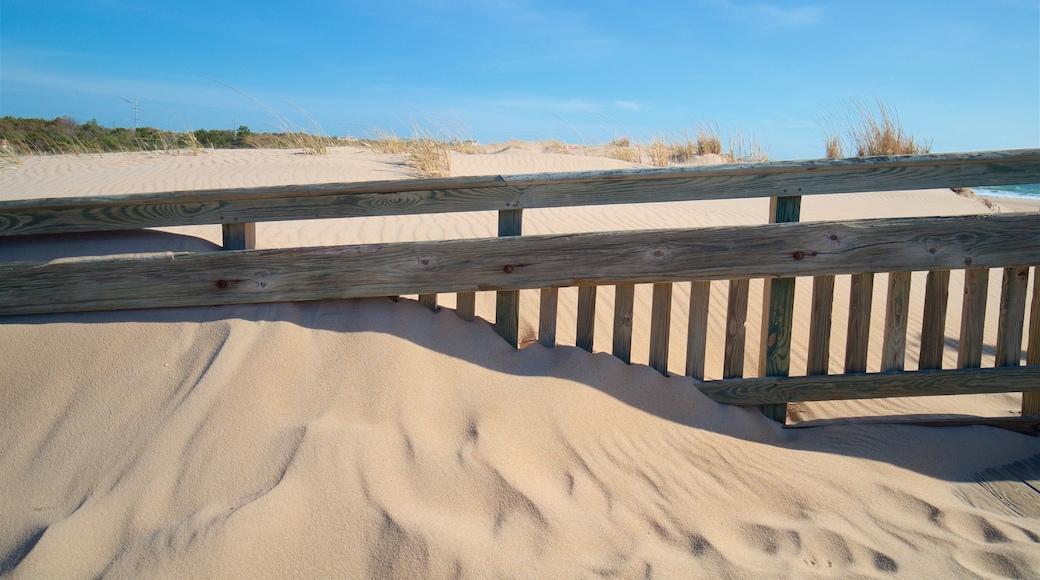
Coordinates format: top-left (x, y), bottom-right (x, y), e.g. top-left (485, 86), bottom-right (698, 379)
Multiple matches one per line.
top-left (824, 97), bottom-right (931, 157)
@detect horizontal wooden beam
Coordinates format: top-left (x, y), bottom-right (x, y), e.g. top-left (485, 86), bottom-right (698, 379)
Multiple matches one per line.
top-left (2, 149), bottom-right (1038, 236)
top-left (697, 366), bottom-right (1040, 405)
top-left (2, 213), bottom-right (1039, 316)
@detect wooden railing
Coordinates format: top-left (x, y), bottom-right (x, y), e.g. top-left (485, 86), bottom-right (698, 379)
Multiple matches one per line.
top-left (2, 149), bottom-right (1039, 424)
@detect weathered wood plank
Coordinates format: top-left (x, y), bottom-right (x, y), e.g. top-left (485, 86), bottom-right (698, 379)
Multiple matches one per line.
top-left (881, 271), bottom-right (912, 372)
top-left (1026, 267), bottom-right (1040, 415)
top-left (995, 266), bottom-right (1029, 367)
top-left (685, 281), bottom-right (711, 380)
top-left (494, 209), bottom-right (523, 348)
top-left (419, 293), bottom-right (438, 311)
top-left (806, 275), bottom-right (835, 376)
top-left (724, 279), bottom-right (750, 379)
top-left (649, 282), bottom-right (672, 376)
top-left (918, 269), bottom-right (951, 370)
top-left (3, 214), bottom-right (1040, 316)
top-left (456, 291), bottom-right (475, 321)
top-left (221, 222), bottom-right (256, 250)
top-left (697, 366), bottom-right (1040, 405)
top-left (538, 288), bottom-right (559, 348)
top-left (759, 195), bottom-right (801, 423)
top-left (3, 150), bottom-right (1038, 237)
top-left (576, 286), bottom-right (597, 353)
top-left (958, 268), bottom-right (990, 369)
top-left (612, 283), bottom-right (635, 364)
top-left (845, 273), bottom-right (875, 374)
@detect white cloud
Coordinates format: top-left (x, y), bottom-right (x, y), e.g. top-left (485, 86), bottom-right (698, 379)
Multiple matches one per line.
top-left (613, 101), bottom-right (644, 111)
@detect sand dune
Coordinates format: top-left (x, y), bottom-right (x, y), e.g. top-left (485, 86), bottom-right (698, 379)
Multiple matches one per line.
top-left (1, 148), bottom-right (1038, 578)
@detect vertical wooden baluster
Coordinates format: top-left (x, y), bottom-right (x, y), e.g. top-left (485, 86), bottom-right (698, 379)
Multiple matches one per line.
top-left (538, 288), bottom-right (559, 348)
top-left (1024, 266), bottom-right (1040, 416)
top-left (221, 222), bottom-right (256, 250)
top-left (419, 293), bottom-right (438, 311)
top-left (881, 271), bottom-right (912, 372)
top-left (845, 273), bottom-right (875, 374)
top-left (958, 268), bottom-right (989, 369)
top-left (806, 275), bottom-right (835, 376)
top-left (918, 270), bottom-right (951, 370)
top-left (456, 292), bottom-right (475, 321)
top-left (759, 195), bottom-right (801, 423)
top-left (724, 279), bottom-right (750, 379)
top-left (996, 266), bottom-right (1029, 368)
top-left (495, 209), bottom-right (523, 347)
top-left (649, 282), bottom-right (673, 375)
top-left (685, 281), bottom-right (711, 380)
top-left (576, 286), bottom-right (597, 353)
top-left (612, 283), bottom-right (635, 364)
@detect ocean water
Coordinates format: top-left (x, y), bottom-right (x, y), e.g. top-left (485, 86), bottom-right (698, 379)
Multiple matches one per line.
top-left (973, 183), bottom-right (1040, 201)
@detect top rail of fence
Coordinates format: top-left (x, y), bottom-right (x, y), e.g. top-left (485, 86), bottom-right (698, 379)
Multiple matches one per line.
top-left (2, 149), bottom-right (1039, 237)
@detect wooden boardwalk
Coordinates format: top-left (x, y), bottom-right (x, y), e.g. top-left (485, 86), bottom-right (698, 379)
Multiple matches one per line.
top-left (959, 454), bottom-right (1040, 518)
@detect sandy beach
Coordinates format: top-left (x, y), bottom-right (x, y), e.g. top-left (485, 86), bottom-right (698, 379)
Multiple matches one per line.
top-left (2, 147), bottom-right (1038, 578)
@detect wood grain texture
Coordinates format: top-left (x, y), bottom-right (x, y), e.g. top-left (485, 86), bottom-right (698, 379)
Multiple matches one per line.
top-left (612, 283), bottom-right (635, 364)
top-left (806, 275), bottom-right (835, 376)
top-left (918, 269), bottom-right (951, 370)
top-left (958, 268), bottom-right (990, 369)
top-left (1026, 268), bottom-right (1040, 415)
top-left (455, 291), bottom-right (475, 321)
top-left (495, 209), bottom-right (523, 348)
top-left (538, 287), bottom-right (559, 348)
top-left (3, 150), bottom-right (1038, 237)
top-left (995, 266), bottom-right (1029, 367)
top-left (697, 366), bottom-right (1040, 405)
top-left (881, 271), bottom-right (912, 372)
top-left (724, 279), bottom-right (750, 379)
top-left (758, 196), bottom-right (801, 422)
top-left (3, 214), bottom-right (1040, 317)
top-left (844, 273), bottom-right (875, 374)
top-left (685, 281), bottom-right (711, 380)
top-left (649, 282), bottom-right (672, 376)
top-left (221, 222), bottom-right (255, 250)
top-left (576, 286), bottom-right (597, 353)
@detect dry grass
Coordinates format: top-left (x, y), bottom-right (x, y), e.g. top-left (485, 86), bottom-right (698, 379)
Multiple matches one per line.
top-left (605, 137), bottom-right (640, 163)
top-left (407, 129), bottom-right (451, 177)
top-left (695, 123), bottom-right (723, 155)
top-left (646, 139), bottom-right (671, 167)
top-left (825, 135), bottom-right (843, 158)
top-left (725, 129), bottom-right (769, 162)
top-left (824, 97), bottom-right (931, 157)
top-left (369, 130), bottom-right (407, 154)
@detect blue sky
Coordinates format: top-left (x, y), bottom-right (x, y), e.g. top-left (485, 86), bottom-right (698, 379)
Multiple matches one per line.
top-left (2, 0), bottom-right (1038, 159)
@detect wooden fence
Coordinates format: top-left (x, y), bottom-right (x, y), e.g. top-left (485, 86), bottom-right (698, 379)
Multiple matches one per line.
top-left (2, 149), bottom-right (1039, 425)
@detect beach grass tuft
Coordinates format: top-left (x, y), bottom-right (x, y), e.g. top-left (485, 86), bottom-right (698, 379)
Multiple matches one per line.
top-left (824, 97), bottom-right (931, 157)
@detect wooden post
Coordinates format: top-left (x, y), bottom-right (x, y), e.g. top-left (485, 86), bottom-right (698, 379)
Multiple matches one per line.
top-left (724, 279), bottom-right (750, 379)
top-left (845, 273), bottom-right (875, 374)
top-left (685, 281), bottom-right (711, 380)
top-left (958, 268), bottom-right (989, 369)
top-left (995, 266), bottom-right (1029, 367)
top-left (612, 283), bottom-right (635, 364)
top-left (1025, 266), bottom-right (1040, 416)
top-left (221, 222), bottom-right (256, 250)
top-left (806, 275), bottom-right (835, 376)
top-left (576, 286), bottom-right (597, 352)
top-left (880, 271), bottom-right (912, 372)
top-left (419, 293), bottom-right (438, 311)
top-left (495, 209), bottom-right (523, 347)
top-left (918, 270), bottom-right (951, 370)
top-left (538, 288), bottom-right (559, 348)
top-left (649, 282), bottom-right (673, 375)
top-left (759, 195), bottom-right (801, 423)
top-left (456, 292), bottom-right (475, 321)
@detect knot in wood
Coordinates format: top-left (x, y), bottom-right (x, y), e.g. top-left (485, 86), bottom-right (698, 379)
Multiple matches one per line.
top-left (503, 265), bottom-right (513, 273)
top-left (793, 251), bottom-right (804, 260)
top-left (216, 279), bottom-right (228, 289)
